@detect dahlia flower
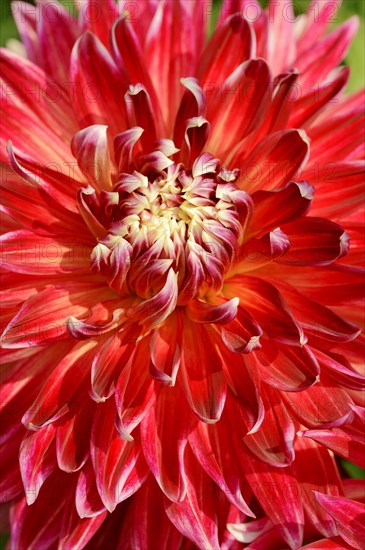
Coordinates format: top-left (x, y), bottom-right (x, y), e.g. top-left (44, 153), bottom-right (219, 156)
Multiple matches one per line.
top-left (0, 0), bottom-right (364, 548)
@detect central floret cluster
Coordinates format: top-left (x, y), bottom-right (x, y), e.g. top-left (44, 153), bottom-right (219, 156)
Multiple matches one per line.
top-left (85, 147), bottom-right (251, 304)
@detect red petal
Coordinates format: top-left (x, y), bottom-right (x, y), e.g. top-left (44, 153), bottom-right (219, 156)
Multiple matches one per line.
top-left (300, 424), bottom-right (365, 469)
top-left (59, 502), bottom-right (107, 550)
top-left (111, 16), bottom-right (161, 126)
top-left (19, 424), bottom-right (56, 504)
top-left (187, 297), bottom-right (239, 325)
top-left (316, 350), bottom-right (365, 391)
top-left (149, 311), bottom-right (182, 386)
top-left (282, 376), bottom-right (353, 429)
top-left (267, 0), bottom-right (296, 74)
top-left (198, 14), bottom-right (255, 86)
top-left (70, 32), bottom-right (128, 134)
top-left (189, 419), bottom-right (254, 516)
top-left (297, 18), bottom-right (359, 88)
top-left (254, 341), bottom-right (320, 392)
top-left (206, 59), bottom-right (271, 158)
top-left (0, 230), bottom-right (91, 275)
top-left (291, 437), bottom-right (342, 538)
top-left (290, 67), bottom-right (349, 128)
top-left (302, 538), bottom-right (352, 549)
top-left (75, 460), bottom-right (105, 519)
top-left (21, 340), bottom-right (96, 429)
top-left (125, 85), bottom-right (157, 151)
top-left (11, 1), bottom-right (38, 63)
top-left (119, 477), bottom-right (183, 549)
top-left (304, 161), bottom-right (365, 219)
top-left (10, 480), bottom-right (65, 550)
top-left (115, 337), bottom-right (155, 439)
top-left (243, 385), bottom-right (295, 467)
top-left (234, 129), bottom-right (310, 193)
top-left (141, 387), bottom-right (192, 502)
top-left (180, 317), bottom-right (227, 423)
top-left (0, 50), bottom-right (77, 165)
top-left (56, 400), bottom-right (94, 473)
top-left (72, 125), bottom-right (115, 191)
top-left (297, 0), bottom-right (342, 54)
top-left (224, 275), bottom-right (305, 345)
top-left (0, 426), bottom-right (23, 502)
top-left (315, 492), bottom-right (365, 550)
top-left (2, 284), bottom-right (112, 348)
top-left (276, 283), bottom-right (361, 344)
top-left (249, 181), bottom-right (314, 238)
top-left (91, 326), bottom-right (140, 402)
top-left (238, 452), bottom-right (304, 549)
top-left (165, 447), bottom-right (221, 549)
top-left (126, 269), bottom-right (179, 329)
top-left (145, 0), bottom-right (197, 132)
top-left (91, 400), bottom-right (148, 512)
top-left (174, 78), bottom-right (206, 148)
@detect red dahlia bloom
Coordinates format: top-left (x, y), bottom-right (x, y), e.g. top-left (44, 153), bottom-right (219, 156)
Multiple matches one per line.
top-left (0, 0), bottom-right (364, 548)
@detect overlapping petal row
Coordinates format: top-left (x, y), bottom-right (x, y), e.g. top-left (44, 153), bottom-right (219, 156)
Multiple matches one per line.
top-left (0, 0), bottom-right (364, 548)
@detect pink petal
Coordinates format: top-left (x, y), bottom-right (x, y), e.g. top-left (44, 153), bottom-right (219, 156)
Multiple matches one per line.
top-left (38, 0), bottom-right (78, 86)
top-left (11, 1), bottom-right (39, 63)
top-left (79, 0), bottom-right (118, 48)
top-left (266, 0), bottom-right (296, 74)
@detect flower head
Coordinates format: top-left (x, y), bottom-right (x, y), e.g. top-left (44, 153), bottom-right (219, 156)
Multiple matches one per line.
top-left (0, 0), bottom-right (364, 548)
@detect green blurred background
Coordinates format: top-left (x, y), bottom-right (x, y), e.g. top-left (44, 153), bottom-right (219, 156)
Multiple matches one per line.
top-left (0, 0), bottom-right (364, 90)
top-left (0, 0), bottom-right (363, 548)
